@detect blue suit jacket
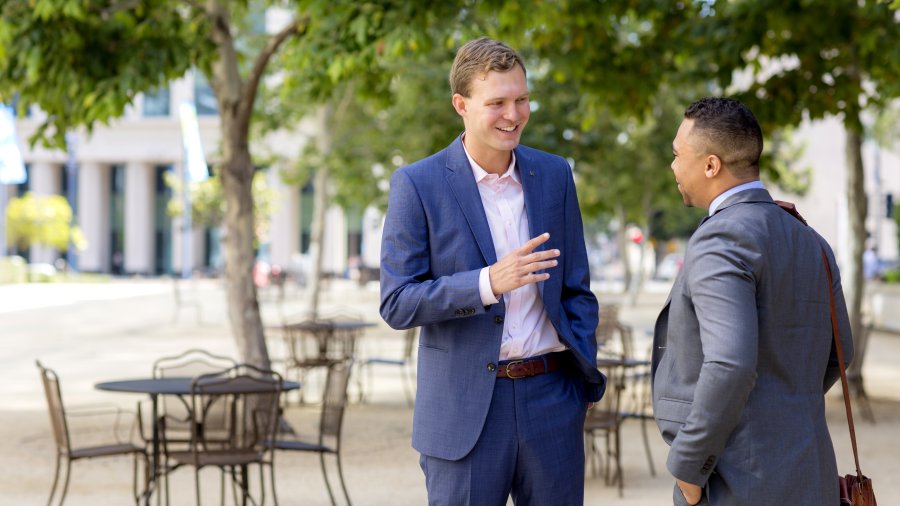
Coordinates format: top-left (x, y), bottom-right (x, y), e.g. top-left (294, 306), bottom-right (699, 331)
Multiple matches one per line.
top-left (380, 136), bottom-right (605, 460)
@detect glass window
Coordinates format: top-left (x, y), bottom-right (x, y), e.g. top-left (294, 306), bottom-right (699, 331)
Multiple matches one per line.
top-left (154, 165), bottom-right (174, 274)
top-left (194, 71), bottom-right (218, 116)
top-left (143, 86), bottom-right (171, 117)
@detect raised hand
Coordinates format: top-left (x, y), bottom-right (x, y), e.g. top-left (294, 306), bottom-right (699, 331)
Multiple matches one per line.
top-left (488, 232), bottom-right (559, 298)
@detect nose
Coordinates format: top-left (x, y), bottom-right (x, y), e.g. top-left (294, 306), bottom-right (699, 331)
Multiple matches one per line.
top-left (503, 103), bottom-right (520, 122)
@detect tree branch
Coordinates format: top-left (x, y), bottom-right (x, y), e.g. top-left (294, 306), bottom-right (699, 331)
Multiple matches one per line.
top-left (238, 17), bottom-right (307, 135)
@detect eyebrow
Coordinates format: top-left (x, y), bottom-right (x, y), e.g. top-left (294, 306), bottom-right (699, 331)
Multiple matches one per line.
top-left (485, 93), bottom-right (530, 102)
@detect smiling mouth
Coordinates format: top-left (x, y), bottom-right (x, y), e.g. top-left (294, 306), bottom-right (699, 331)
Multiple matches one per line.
top-left (497, 125), bottom-right (519, 133)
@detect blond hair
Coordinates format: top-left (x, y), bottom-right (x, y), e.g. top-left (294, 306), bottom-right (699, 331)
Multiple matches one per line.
top-left (449, 37), bottom-right (525, 97)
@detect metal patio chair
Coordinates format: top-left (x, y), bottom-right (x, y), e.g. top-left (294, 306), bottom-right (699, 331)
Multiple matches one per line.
top-left (163, 364), bottom-right (283, 505)
top-left (36, 360), bottom-right (149, 505)
top-left (268, 359), bottom-right (353, 506)
top-left (359, 327), bottom-right (417, 406)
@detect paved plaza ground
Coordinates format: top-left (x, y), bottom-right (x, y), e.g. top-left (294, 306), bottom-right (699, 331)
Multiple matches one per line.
top-left (1, 277), bottom-right (899, 505)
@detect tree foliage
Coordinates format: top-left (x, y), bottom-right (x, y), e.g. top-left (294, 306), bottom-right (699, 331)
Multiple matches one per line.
top-left (164, 170), bottom-right (277, 246)
top-left (0, 0), bottom-right (211, 147)
top-left (5, 191), bottom-right (86, 252)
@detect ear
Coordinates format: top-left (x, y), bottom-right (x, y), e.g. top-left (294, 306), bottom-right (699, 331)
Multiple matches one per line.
top-left (704, 154), bottom-right (723, 179)
top-left (451, 93), bottom-right (467, 117)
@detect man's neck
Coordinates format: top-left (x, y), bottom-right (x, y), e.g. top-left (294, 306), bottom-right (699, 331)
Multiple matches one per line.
top-left (462, 137), bottom-right (512, 175)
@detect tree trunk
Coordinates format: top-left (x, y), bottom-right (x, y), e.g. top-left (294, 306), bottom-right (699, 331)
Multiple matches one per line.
top-left (303, 106), bottom-right (333, 320)
top-left (844, 119), bottom-right (869, 396)
top-left (206, 0), bottom-right (270, 369)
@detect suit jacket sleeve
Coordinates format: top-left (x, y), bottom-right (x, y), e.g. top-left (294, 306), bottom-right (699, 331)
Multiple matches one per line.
top-left (559, 165), bottom-right (602, 400)
top-left (667, 224), bottom-right (761, 485)
top-left (379, 168), bottom-right (487, 329)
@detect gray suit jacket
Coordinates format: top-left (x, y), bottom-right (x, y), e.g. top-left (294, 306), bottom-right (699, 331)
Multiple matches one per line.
top-left (380, 137), bottom-right (605, 461)
top-left (652, 188), bottom-right (853, 505)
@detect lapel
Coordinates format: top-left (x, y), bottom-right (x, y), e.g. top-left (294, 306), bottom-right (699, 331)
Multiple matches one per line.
top-left (444, 136), bottom-right (497, 266)
top-left (516, 147), bottom-right (545, 243)
top-left (516, 147), bottom-right (546, 297)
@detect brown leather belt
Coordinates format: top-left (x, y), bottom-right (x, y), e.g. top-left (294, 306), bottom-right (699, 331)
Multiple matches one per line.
top-left (496, 352), bottom-right (562, 379)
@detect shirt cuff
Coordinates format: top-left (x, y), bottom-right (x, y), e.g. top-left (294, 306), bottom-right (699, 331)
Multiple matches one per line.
top-left (479, 267), bottom-right (500, 306)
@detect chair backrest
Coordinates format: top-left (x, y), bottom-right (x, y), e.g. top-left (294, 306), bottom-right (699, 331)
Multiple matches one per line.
top-left (617, 323), bottom-right (635, 360)
top-left (153, 348), bottom-right (237, 379)
top-left (596, 304), bottom-right (621, 347)
top-left (190, 365), bottom-right (283, 455)
top-left (588, 361), bottom-right (627, 426)
top-left (36, 360), bottom-right (71, 454)
top-left (154, 350), bottom-right (237, 443)
top-left (401, 327), bottom-right (419, 362)
top-left (319, 360), bottom-right (352, 447)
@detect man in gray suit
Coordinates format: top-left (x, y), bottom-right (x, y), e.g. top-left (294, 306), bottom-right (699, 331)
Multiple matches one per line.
top-left (380, 38), bottom-right (604, 504)
top-left (652, 97), bottom-right (853, 505)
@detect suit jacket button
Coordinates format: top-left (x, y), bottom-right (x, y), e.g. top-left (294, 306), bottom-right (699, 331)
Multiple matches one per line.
top-left (487, 363), bottom-right (496, 372)
top-left (495, 316), bottom-right (504, 324)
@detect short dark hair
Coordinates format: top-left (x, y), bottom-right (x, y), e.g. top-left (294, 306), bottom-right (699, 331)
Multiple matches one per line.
top-left (449, 37), bottom-right (526, 98)
top-left (684, 97), bottom-right (763, 178)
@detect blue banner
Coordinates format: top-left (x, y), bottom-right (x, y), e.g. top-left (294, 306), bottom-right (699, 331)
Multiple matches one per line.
top-left (0, 104), bottom-right (26, 185)
top-left (178, 101), bottom-right (209, 183)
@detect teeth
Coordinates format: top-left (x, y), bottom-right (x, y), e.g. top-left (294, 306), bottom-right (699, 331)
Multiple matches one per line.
top-left (499, 126), bottom-right (516, 132)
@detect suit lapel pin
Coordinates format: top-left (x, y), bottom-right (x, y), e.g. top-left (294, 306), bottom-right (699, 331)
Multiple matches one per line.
top-left (529, 170), bottom-right (535, 176)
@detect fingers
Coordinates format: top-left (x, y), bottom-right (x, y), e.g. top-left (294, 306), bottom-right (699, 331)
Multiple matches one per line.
top-left (518, 232), bottom-right (551, 254)
top-left (489, 232), bottom-right (559, 296)
top-left (529, 259), bottom-right (558, 272)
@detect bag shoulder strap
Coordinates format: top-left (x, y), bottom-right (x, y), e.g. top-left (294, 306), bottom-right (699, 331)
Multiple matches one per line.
top-left (774, 200), bottom-right (862, 476)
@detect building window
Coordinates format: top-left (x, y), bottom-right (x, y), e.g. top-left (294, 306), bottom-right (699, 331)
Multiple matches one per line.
top-left (194, 71), bottom-right (218, 116)
top-left (154, 165), bottom-right (174, 275)
top-left (15, 164), bottom-right (30, 197)
top-left (299, 181), bottom-right (314, 254)
top-left (143, 86), bottom-right (170, 117)
top-left (110, 164), bottom-right (125, 274)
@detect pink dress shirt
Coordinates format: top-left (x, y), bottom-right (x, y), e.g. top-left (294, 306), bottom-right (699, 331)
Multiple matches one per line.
top-left (463, 140), bottom-right (566, 361)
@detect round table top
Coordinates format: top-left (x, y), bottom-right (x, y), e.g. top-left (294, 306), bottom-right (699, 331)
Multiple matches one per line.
top-left (96, 376), bottom-right (301, 395)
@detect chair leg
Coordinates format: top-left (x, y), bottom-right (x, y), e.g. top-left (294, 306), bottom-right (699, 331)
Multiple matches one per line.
top-left (58, 459), bottom-right (73, 506)
top-left (640, 416), bottom-right (656, 476)
top-left (46, 454), bottom-right (62, 506)
top-left (319, 452), bottom-right (337, 505)
top-left (335, 452), bottom-right (352, 506)
top-left (615, 428), bottom-right (624, 498)
top-left (267, 461), bottom-right (279, 506)
top-left (401, 365), bottom-right (414, 407)
top-left (132, 453), bottom-right (140, 505)
top-left (194, 467), bottom-right (202, 506)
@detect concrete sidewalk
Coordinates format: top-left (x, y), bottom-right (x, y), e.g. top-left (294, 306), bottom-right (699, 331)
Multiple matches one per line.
top-left (1, 278), bottom-right (898, 504)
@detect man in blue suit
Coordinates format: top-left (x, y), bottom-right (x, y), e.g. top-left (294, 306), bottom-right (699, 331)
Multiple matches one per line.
top-left (380, 37), bottom-right (605, 505)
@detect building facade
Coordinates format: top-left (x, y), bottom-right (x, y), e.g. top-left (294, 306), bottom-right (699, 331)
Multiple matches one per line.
top-left (5, 72), bottom-right (377, 280)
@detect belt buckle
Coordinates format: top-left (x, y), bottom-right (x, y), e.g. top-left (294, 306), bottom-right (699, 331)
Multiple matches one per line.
top-left (505, 360), bottom-right (526, 379)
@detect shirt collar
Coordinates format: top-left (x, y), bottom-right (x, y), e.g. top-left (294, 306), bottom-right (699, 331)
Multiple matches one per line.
top-left (708, 180), bottom-right (766, 215)
top-left (461, 133), bottom-right (519, 184)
